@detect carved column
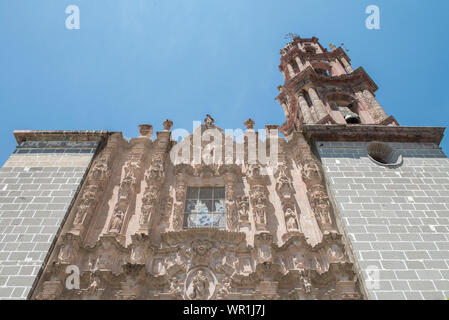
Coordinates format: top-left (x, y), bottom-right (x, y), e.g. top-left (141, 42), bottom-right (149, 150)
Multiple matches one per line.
top-left (275, 162), bottom-right (301, 241)
top-left (172, 173), bottom-right (186, 231)
top-left (247, 164), bottom-right (269, 233)
top-left (70, 133), bottom-right (121, 238)
top-left (294, 56), bottom-right (304, 72)
top-left (340, 57), bottom-right (353, 73)
top-left (287, 63), bottom-right (295, 79)
top-left (297, 93), bottom-right (315, 124)
top-left (356, 89), bottom-right (388, 123)
top-left (307, 87), bottom-right (328, 121)
top-left (296, 134), bottom-right (336, 234)
top-left (108, 129), bottom-right (150, 243)
top-left (138, 127), bottom-right (172, 234)
top-left (224, 173), bottom-right (238, 232)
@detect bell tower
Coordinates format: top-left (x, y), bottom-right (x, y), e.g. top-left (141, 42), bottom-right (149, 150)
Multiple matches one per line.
top-left (276, 35), bottom-right (397, 136)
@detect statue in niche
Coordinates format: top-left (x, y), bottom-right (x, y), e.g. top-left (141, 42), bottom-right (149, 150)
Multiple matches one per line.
top-left (189, 270), bottom-right (209, 300)
top-left (285, 207), bottom-right (299, 231)
top-left (119, 175), bottom-right (136, 199)
top-left (58, 244), bottom-right (73, 263)
top-left (311, 189), bottom-right (332, 226)
top-left (140, 187), bottom-right (158, 225)
top-left (146, 156), bottom-right (164, 181)
top-left (73, 204), bottom-right (89, 225)
top-left (90, 155), bottom-right (110, 180)
top-left (237, 196), bottom-right (249, 222)
top-left (302, 159), bottom-right (322, 184)
top-left (253, 195), bottom-right (267, 226)
top-left (225, 185), bottom-right (238, 231)
top-left (123, 159), bottom-right (141, 179)
top-left (109, 210), bottom-right (125, 233)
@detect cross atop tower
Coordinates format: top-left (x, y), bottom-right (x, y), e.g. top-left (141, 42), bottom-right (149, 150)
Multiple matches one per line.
top-left (284, 32), bottom-right (300, 41)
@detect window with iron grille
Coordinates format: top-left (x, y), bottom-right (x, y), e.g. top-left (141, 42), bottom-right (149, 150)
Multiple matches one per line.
top-left (183, 187), bottom-right (226, 229)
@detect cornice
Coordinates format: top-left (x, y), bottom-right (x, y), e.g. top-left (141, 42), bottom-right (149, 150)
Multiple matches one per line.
top-left (302, 124), bottom-right (446, 145)
top-left (13, 130), bottom-right (112, 144)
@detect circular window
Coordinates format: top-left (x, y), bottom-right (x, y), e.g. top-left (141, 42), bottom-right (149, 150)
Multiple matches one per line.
top-left (367, 142), bottom-right (403, 167)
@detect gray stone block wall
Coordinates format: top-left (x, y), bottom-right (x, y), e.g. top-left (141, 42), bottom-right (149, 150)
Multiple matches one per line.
top-left (0, 142), bottom-right (97, 299)
top-left (317, 141), bottom-right (449, 300)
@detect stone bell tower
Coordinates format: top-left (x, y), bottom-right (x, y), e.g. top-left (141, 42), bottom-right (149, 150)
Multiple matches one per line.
top-left (277, 35), bottom-right (449, 300)
top-left (276, 35), bottom-right (396, 133)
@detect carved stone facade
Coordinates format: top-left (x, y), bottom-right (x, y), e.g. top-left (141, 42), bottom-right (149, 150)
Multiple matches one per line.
top-left (27, 35), bottom-right (447, 300)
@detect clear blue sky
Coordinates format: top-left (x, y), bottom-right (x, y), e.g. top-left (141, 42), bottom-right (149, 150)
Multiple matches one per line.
top-left (1, 0), bottom-right (448, 165)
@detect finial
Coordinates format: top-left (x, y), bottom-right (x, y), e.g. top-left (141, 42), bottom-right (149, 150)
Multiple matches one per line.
top-left (329, 43), bottom-right (337, 51)
top-left (265, 125), bottom-right (279, 135)
top-left (138, 124), bottom-right (153, 137)
top-left (244, 118), bottom-right (255, 130)
top-left (204, 114), bottom-right (215, 128)
top-left (163, 119), bottom-right (173, 131)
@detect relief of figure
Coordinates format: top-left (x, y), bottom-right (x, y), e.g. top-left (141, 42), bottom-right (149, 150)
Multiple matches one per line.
top-left (168, 278), bottom-right (183, 298)
top-left (253, 196), bottom-right (267, 226)
top-left (300, 271), bottom-right (312, 294)
top-left (329, 244), bottom-right (344, 261)
top-left (90, 155), bottom-right (110, 180)
top-left (302, 160), bottom-right (322, 186)
top-left (131, 245), bottom-right (145, 264)
top-left (310, 189), bottom-right (333, 227)
top-left (140, 187), bottom-right (159, 225)
top-left (189, 270), bottom-right (209, 300)
top-left (58, 244), bottom-right (73, 263)
top-left (109, 210), bottom-right (125, 233)
top-left (160, 196), bottom-right (173, 224)
top-left (216, 277), bottom-right (232, 299)
top-left (123, 159), bottom-right (141, 179)
top-left (285, 207), bottom-right (299, 231)
top-left (246, 163), bottom-right (261, 178)
top-left (237, 196), bottom-right (249, 222)
top-left (225, 185), bottom-right (238, 231)
top-left (146, 156), bottom-right (165, 182)
top-left (118, 176), bottom-right (136, 199)
top-left (73, 204), bottom-right (89, 225)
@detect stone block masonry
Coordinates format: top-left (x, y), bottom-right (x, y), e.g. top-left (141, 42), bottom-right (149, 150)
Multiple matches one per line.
top-left (317, 141), bottom-right (449, 300)
top-left (0, 137), bottom-right (102, 299)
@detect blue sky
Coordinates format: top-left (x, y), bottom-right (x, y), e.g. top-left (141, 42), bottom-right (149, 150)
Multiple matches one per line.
top-left (0, 0), bottom-right (448, 165)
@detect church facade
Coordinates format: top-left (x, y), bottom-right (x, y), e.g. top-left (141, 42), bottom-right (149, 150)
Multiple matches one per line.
top-left (1, 36), bottom-right (448, 300)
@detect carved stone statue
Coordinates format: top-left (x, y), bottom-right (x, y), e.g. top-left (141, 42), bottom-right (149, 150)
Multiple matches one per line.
top-left (311, 189), bottom-right (332, 227)
top-left (109, 210), bottom-right (125, 233)
top-left (285, 207), bottom-right (299, 231)
top-left (204, 114), bottom-right (215, 128)
top-left (58, 244), bottom-right (73, 263)
top-left (237, 196), bottom-right (249, 222)
top-left (189, 270), bottom-right (209, 300)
